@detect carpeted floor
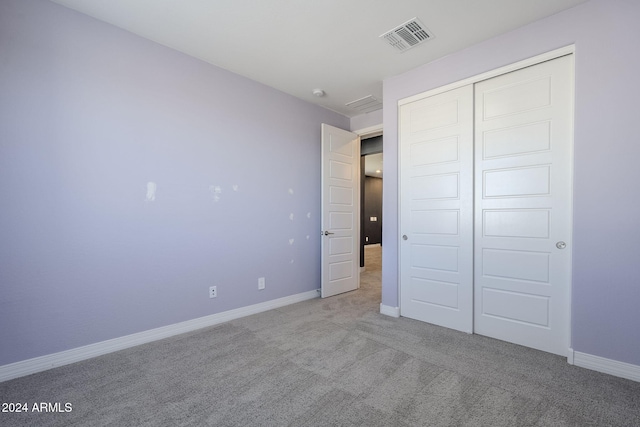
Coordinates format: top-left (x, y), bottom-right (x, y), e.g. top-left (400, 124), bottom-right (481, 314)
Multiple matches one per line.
top-left (1, 245), bottom-right (639, 426)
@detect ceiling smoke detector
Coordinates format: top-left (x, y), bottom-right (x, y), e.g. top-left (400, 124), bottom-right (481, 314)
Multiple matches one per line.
top-left (380, 17), bottom-right (434, 52)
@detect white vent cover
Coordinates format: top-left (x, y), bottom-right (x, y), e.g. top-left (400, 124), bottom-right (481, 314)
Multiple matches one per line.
top-left (380, 18), bottom-right (433, 52)
top-left (345, 95), bottom-right (383, 113)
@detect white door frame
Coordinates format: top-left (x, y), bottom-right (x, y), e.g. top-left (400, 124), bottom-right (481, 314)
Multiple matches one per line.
top-left (399, 46), bottom-right (575, 107)
top-left (397, 45), bottom-right (575, 357)
top-left (353, 124), bottom-right (383, 139)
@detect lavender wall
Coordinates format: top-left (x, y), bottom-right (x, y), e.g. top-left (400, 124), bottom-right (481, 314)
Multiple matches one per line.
top-left (383, 0), bottom-right (640, 366)
top-left (0, 0), bottom-right (348, 365)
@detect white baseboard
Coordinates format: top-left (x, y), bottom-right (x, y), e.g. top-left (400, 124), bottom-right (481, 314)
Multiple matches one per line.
top-left (571, 349), bottom-right (640, 383)
top-left (380, 303), bottom-right (400, 318)
top-left (0, 289), bottom-right (319, 383)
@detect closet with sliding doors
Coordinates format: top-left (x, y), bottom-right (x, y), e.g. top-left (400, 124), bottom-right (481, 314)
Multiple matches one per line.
top-left (399, 53), bottom-right (573, 356)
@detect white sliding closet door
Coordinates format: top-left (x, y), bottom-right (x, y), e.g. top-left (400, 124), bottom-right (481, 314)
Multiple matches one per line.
top-left (400, 85), bottom-right (474, 333)
top-left (474, 55), bottom-right (573, 356)
top-left (399, 54), bottom-right (573, 356)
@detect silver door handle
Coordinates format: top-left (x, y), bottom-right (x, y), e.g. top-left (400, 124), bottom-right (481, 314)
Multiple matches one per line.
top-left (402, 235), bottom-right (408, 241)
top-left (323, 231), bottom-right (335, 236)
top-left (556, 241), bottom-right (566, 249)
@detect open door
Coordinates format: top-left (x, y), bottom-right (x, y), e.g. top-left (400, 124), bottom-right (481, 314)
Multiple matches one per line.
top-left (321, 124), bottom-right (360, 298)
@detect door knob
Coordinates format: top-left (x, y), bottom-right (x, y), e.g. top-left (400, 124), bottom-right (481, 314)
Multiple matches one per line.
top-left (402, 235), bottom-right (408, 241)
top-left (556, 241), bottom-right (566, 249)
top-left (324, 231), bottom-right (334, 236)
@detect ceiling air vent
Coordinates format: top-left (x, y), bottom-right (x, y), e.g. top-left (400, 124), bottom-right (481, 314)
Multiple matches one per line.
top-left (345, 95), bottom-right (382, 114)
top-left (380, 18), bottom-right (433, 52)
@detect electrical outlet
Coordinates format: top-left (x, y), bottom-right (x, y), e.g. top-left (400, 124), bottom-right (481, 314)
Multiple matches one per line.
top-left (258, 277), bottom-right (265, 290)
top-left (209, 286), bottom-right (217, 298)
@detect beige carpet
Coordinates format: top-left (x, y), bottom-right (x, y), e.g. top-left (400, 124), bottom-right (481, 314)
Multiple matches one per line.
top-left (364, 244), bottom-right (382, 270)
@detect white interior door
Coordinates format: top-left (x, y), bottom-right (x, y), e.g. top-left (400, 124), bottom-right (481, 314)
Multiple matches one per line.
top-left (321, 124), bottom-right (360, 298)
top-left (399, 85), bottom-right (474, 333)
top-left (474, 55), bottom-right (573, 356)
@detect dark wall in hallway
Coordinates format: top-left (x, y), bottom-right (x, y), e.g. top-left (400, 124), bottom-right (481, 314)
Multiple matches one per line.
top-left (364, 176), bottom-right (382, 245)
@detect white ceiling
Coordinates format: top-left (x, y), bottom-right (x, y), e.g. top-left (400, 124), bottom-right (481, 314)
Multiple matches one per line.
top-left (50, 0), bottom-right (588, 117)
